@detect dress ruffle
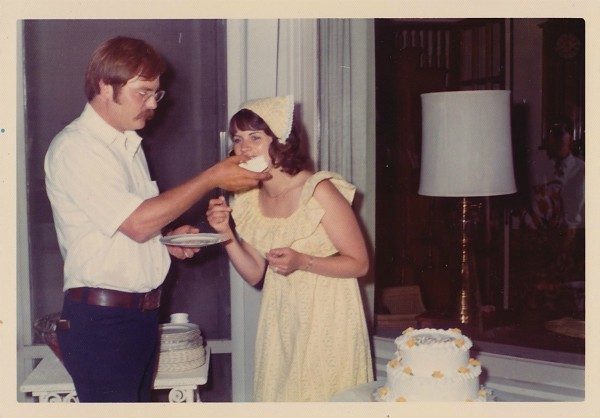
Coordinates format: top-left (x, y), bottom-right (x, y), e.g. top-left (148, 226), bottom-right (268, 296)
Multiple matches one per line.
top-left (231, 171), bottom-right (356, 255)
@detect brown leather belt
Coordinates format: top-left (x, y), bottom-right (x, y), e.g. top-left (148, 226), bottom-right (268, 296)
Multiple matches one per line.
top-left (65, 286), bottom-right (162, 311)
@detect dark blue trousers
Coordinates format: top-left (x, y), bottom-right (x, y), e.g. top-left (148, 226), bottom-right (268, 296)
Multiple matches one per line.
top-left (57, 296), bottom-right (159, 402)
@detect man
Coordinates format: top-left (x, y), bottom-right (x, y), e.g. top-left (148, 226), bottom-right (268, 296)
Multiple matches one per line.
top-left (44, 36), bottom-right (269, 402)
top-left (545, 116), bottom-right (584, 231)
top-left (520, 116), bottom-right (584, 232)
top-left (544, 116), bottom-right (585, 278)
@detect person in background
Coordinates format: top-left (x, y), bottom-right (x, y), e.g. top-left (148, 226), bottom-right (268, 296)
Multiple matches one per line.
top-left (545, 116), bottom-right (585, 279)
top-left (206, 95), bottom-right (373, 401)
top-left (520, 116), bottom-right (584, 232)
top-left (518, 115), bottom-right (584, 289)
top-left (545, 116), bottom-right (584, 231)
top-left (44, 36), bottom-right (269, 402)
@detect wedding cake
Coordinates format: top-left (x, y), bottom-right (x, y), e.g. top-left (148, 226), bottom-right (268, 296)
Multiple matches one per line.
top-left (374, 327), bottom-right (490, 402)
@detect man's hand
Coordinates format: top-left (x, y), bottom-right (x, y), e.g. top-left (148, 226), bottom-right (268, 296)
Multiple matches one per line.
top-left (164, 225), bottom-right (201, 260)
top-left (210, 155), bottom-right (271, 192)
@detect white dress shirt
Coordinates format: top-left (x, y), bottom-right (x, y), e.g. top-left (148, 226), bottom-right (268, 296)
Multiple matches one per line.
top-left (45, 103), bottom-right (171, 292)
top-left (556, 153), bottom-right (585, 228)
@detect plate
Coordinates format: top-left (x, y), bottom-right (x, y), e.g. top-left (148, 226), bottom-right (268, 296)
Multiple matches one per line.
top-left (159, 323), bottom-right (201, 344)
top-left (160, 233), bottom-right (226, 248)
top-left (159, 323), bottom-right (199, 334)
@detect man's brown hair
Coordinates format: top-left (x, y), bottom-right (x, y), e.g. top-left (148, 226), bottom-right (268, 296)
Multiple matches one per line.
top-left (84, 36), bottom-right (166, 101)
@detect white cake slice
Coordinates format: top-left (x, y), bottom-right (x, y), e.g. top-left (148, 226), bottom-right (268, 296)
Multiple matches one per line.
top-left (239, 155), bottom-right (269, 172)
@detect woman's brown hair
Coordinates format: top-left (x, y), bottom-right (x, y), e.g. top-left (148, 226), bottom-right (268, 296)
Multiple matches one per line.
top-left (229, 108), bottom-right (311, 176)
top-left (84, 36), bottom-right (166, 101)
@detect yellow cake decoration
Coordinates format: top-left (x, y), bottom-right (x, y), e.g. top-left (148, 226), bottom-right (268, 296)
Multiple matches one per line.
top-left (377, 386), bottom-right (389, 397)
top-left (388, 358), bottom-right (400, 368)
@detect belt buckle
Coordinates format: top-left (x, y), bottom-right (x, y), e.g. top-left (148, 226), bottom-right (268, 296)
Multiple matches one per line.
top-left (142, 288), bottom-right (161, 311)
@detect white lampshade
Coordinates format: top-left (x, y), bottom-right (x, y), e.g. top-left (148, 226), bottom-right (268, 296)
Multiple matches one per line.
top-left (418, 90), bottom-right (517, 197)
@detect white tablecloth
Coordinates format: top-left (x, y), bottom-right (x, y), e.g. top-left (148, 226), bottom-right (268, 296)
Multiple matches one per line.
top-left (330, 381), bottom-right (379, 402)
top-left (330, 380), bottom-right (555, 402)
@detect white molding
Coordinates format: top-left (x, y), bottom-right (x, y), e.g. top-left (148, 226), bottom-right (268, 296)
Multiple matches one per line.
top-left (16, 21), bottom-right (31, 349)
top-left (16, 20), bottom-right (34, 403)
top-left (226, 18), bottom-right (320, 402)
top-left (485, 376), bottom-right (583, 401)
top-left (204, 339), bottom-right (231, 354)
top-left (227, 20), bottom-right (252, 403)
top-left (227, 19), bottom-right (280, 402)
top-left (478, 350), bottom-right (584, 391)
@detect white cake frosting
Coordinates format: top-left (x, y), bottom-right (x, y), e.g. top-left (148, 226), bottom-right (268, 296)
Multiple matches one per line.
top-left (239, 155), bottom-right (269, 172)
top-left (374, 327), bottom-right (490, 402)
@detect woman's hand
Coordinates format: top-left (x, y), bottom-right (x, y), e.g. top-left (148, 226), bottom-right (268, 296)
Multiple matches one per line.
top-left (206, 196), bottom-right (233, 235)
top-left (164, 225), bottom-right (200, 259)
top-left (266, 247), bottom-right (311, 276)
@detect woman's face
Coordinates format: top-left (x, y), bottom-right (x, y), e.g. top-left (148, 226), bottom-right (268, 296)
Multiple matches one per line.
top-left (231, 128), bottom-right (274, 161)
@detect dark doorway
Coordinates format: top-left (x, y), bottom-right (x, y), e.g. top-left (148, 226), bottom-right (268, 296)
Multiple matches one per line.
top-left (23, 19), bottom-right (231, 400)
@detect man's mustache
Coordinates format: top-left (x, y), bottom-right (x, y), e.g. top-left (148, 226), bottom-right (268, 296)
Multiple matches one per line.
top-left (136, 109), bottom-right (155, 121)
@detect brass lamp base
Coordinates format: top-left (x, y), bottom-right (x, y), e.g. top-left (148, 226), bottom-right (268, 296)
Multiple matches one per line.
top-left (456, 197), bottom-right (482, 328)
top-left (458, 289), bottom-right (472, 324)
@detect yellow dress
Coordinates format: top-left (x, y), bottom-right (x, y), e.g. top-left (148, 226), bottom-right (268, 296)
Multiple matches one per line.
top-left (231, 171), bottom-right (374, 402)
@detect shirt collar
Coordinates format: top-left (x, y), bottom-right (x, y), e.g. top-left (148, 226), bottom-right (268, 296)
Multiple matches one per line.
top-left (80, 103), bottom-right (143, 158)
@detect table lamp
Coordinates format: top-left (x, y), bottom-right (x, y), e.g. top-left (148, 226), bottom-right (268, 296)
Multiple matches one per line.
top-left (418, 90), bottom-right (516, 324)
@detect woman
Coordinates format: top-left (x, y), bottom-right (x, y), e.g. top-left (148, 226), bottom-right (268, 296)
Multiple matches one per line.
top-left (207, 95), bottom-right (373, 401)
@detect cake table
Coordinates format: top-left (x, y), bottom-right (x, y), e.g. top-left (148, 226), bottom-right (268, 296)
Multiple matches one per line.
top-left (330, 380), bottom-right (562, 402)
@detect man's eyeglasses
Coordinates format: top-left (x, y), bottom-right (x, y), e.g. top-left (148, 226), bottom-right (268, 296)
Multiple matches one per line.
top-left (136, 89), bottom-right (166, 103)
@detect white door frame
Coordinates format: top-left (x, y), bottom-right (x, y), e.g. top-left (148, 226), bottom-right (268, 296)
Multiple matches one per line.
top-left (226, 19), bottom-right (321, 401)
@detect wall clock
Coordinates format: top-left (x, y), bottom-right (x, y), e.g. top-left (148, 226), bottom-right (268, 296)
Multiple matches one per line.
top-left (555, 32), bottom-right (582, 60)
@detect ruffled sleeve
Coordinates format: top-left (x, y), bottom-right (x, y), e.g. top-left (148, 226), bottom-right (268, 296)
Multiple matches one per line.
top-left (300, 171), bottom-right (356, 205)
top-left (287, 171), bottom-right (357, 256)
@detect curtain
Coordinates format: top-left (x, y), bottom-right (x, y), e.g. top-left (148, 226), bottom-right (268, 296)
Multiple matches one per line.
top-left (275, 19), bottom-right (320, 159)
top-left (317, 19), bottom-right (371, 187)
top-left (317, 18), bottom-right (376, 326)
